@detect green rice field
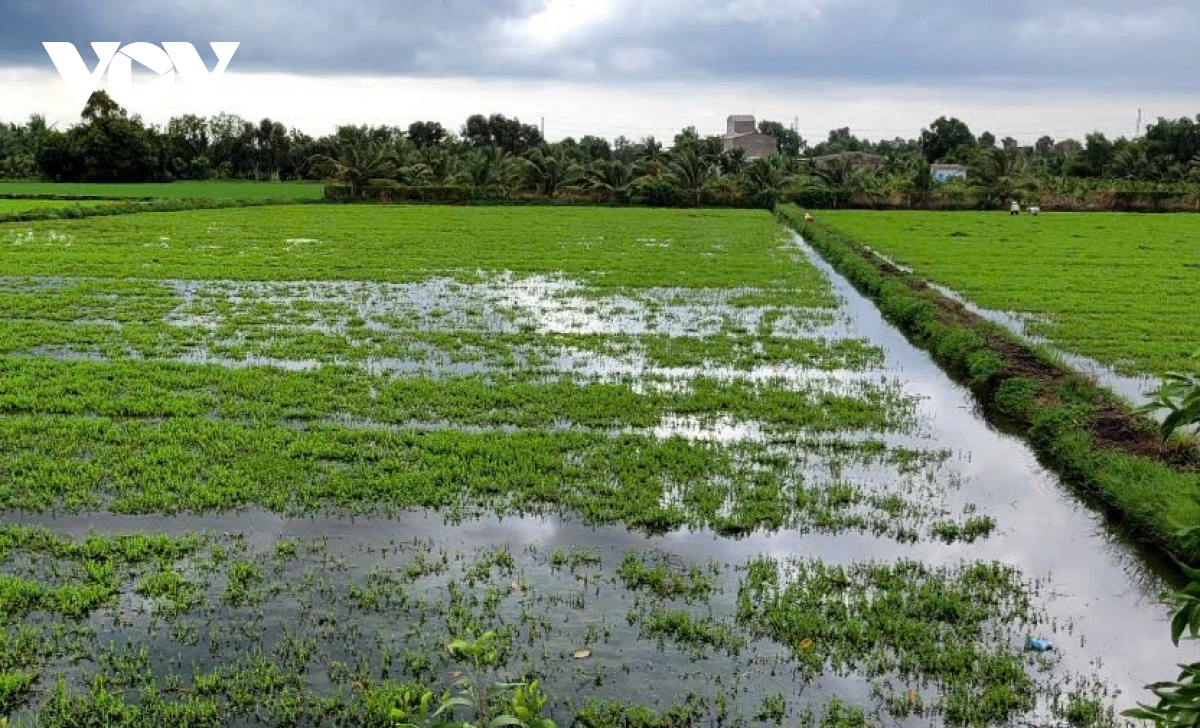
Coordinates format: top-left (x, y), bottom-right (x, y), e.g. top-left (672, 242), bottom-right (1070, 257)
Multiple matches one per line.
top-left (0, 204), bottom-right (1180, 727)
top-left (819, 211), bottom-right (1200, 377)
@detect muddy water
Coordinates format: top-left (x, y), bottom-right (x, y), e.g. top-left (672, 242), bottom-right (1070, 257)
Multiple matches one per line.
top-left (11, 230), bottom-right (1196, 725)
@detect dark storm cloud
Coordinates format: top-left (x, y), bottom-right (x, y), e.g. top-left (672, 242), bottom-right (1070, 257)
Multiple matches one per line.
top-left (2, 0), bottom-right (1197, 91)
top-left (0, 0), bottom-right (538, 73)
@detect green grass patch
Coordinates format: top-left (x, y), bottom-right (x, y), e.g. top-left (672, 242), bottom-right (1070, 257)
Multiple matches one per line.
top-left (818, 210), bottom-right (1200, 376)
top-left (737, 557), bottom-right (1037, 725)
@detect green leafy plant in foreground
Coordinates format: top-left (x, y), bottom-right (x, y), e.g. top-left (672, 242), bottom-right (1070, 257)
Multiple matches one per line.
top-left (1136, 353), bottom-right (1200, 441)
top-left (1124, 360), bottom-right (1200, 726)
top-left (429, 631), bottom-right (555, 728)
top-left (1123, 547), bottom-right (1200, 727)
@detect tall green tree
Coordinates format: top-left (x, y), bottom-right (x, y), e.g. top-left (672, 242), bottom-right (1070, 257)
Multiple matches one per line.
top-left (758, 120), bottom-right (806, 157)
top-left (920, 116), bottom-right (976, 163)
top-left (36, 91), bottom-right (164, 182)
top-left (407, 121), bottom-right (448, 150)
top-left (577, 135), bottom-right (612, 162)
top-left (811, 127), bottom-right (870, 156)
top-left (463, 114), bottom-right (542, 155)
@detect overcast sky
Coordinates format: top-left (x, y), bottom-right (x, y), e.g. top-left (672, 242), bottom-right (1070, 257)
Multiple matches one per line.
top-left (1, 0), bottom-right (1197, 142)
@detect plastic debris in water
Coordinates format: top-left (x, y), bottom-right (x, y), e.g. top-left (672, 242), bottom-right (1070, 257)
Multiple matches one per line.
top-left (1026, 637), bottom-right (1054, 652)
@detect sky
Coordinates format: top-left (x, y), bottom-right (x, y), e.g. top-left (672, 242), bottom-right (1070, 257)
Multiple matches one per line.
top-left (1, 0), bottom-right (1198, 143)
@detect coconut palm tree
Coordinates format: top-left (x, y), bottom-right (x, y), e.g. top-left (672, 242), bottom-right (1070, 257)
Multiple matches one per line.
top-left (454, 146), bottom-right (517, 189)
top-left (307, 138), bottom-right (395, 197)
top-left (809, 155), bottom-right (882, 208)
top-left (667, 150), bottom-right (717, 205)
top-left (583, 159), bottom-right (636, 197)
top-left (1109, 147), bottom-right (1151, 181)
top-left (971, 146), bottom-right (1033, 208)
top-left (417, 145), bottom-right (457, 184)
top-left (719, 148), bottom-right (747, 177)
top-left (635, 136), bottom-right (670, 176)
top-left (396, 162), bottom-right (435, 186)
top-left (521, 145), bottom-right (580, 197)
top-left (844, 167), bottom-right (885, 208)
top-left (741, 156), bottom-right (793, 209)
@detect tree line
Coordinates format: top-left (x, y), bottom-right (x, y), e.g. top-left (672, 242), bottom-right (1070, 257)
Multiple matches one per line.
top-left (2, 92), bottom-right (1198, 209)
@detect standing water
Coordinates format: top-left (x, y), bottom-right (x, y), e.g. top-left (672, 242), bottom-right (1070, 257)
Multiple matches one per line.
top-left (6, 227), bottom-right (1195, 727)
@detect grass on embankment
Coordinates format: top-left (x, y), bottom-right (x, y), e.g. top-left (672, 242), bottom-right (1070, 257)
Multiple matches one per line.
top-left (778, 204), bottom-right (1200, 564)
top-left (0, 200), bottom-right (85, 213)
top-left (0, 182), bottom-right (325, 224)
top-left (0, 180), bottom-right (325, 201)
top-left (0, 196), bottom-right (321, 225)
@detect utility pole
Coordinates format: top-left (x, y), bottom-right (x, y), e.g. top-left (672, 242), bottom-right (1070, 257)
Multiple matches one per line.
top-left (1136, 109), bottom-right (1143, 138)
top-left (540, 116), bottom-right (545, 139)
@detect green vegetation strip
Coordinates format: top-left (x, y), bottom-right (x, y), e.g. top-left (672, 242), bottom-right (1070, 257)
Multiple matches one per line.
top-left (0, 409), bottom-right (937, 539)
top-left (0, 196), bottom-right (321, 225)
top-left (0, 181), bottom-right (325, 200)
top-left (0, 360), bottom-right (911, 434)
top-left (779, 205), bottom-right (1200, 563)
top-left (0, 200), bottom-right (87, 214)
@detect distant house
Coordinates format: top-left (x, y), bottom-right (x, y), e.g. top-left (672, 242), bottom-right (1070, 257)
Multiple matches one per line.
top-left (722, 115), bottom-right (777, 159)
top-left (931, 163), bottom-right (968, 182)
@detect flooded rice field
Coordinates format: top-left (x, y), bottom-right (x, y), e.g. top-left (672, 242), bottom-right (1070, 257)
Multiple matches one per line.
top-left (0, 211), bottom-right (1192, 727)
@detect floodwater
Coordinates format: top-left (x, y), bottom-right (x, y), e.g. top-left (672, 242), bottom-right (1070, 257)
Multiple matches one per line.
top-left (7, 229), bottom-right (1196, 726)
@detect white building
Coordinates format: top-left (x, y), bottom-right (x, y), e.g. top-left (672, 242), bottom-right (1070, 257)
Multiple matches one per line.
top-left (930, 163), bottom-right (968, 182)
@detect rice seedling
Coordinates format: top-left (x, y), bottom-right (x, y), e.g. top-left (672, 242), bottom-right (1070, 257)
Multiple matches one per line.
top-left (0, 205), bottom-right (1131, 726)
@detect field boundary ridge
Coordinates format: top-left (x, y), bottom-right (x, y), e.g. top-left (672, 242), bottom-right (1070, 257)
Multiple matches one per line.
top-left (0, 196), bottom-right (322, 224)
